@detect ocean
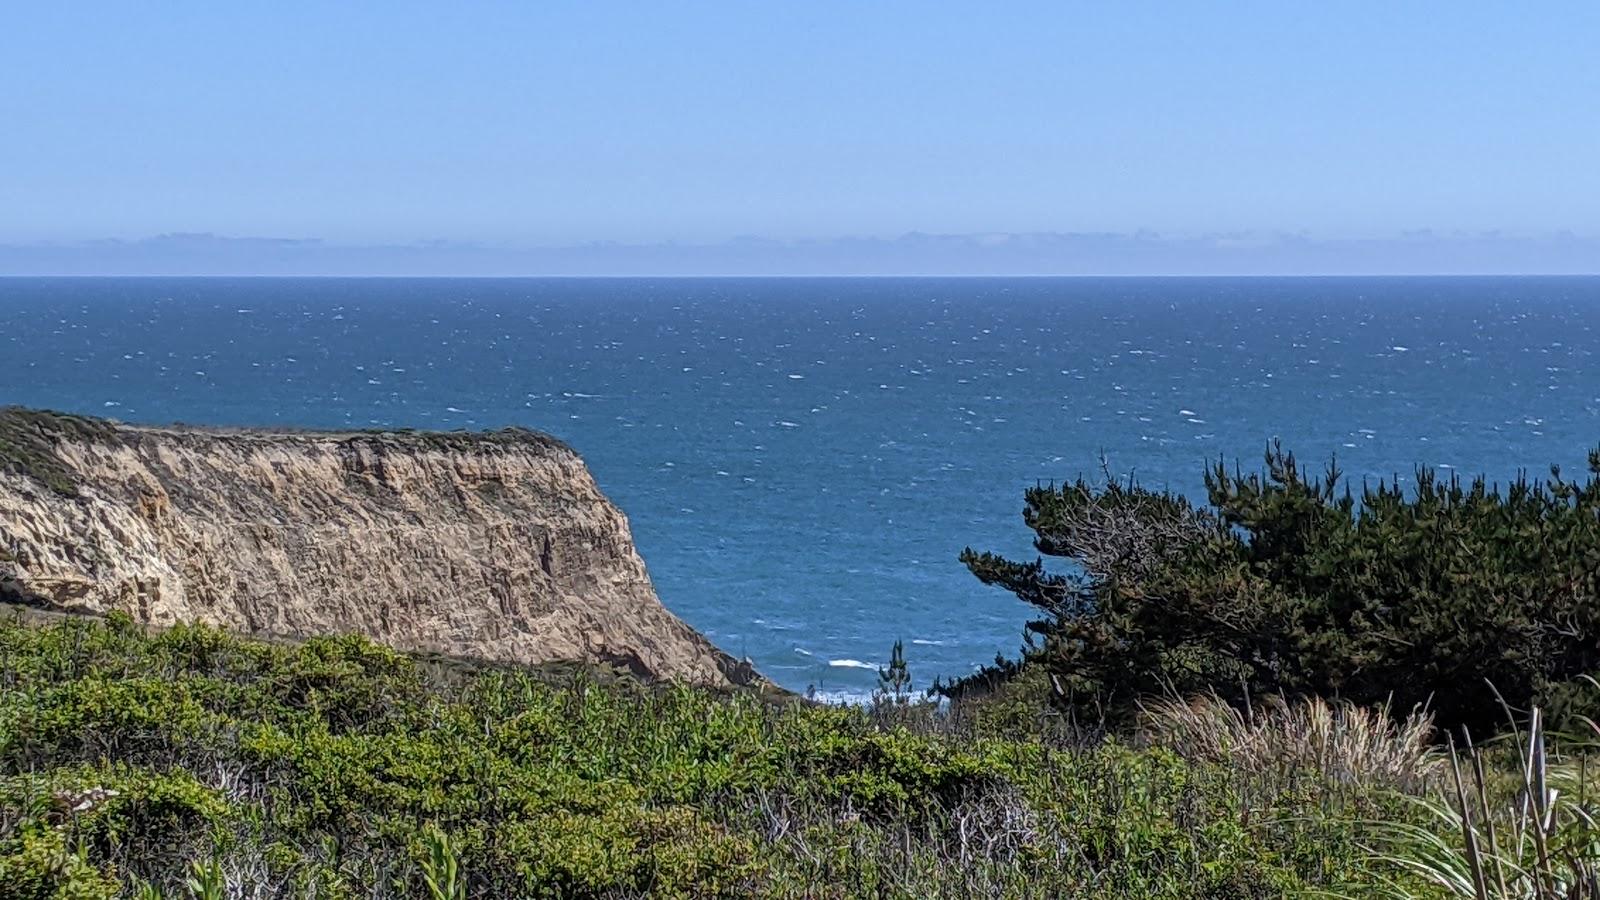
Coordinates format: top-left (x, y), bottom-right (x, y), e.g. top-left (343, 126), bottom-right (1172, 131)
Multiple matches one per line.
top-left (3, 276), bottom-right (1598, 698)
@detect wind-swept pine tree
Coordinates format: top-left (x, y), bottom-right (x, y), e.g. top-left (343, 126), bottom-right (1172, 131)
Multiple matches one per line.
top-left (957, 442), bottom-right (1600, 735)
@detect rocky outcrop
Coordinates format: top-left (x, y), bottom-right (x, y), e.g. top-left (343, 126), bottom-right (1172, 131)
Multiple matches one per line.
top-left (0, 407), bottom-right (753, 687)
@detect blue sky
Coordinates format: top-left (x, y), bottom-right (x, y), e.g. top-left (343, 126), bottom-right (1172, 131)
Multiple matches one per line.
top-left (3, 3), bottom-right (1598, 259)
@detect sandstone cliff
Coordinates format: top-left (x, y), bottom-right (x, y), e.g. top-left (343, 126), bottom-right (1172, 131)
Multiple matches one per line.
top-left (0, 407), bottom-right (753, 687)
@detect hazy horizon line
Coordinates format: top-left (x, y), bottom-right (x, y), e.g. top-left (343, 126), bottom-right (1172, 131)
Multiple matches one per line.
top-left (2, 230), bottom-right (1597, 277)
top-left (5, 273), bottom-right (1597, 280)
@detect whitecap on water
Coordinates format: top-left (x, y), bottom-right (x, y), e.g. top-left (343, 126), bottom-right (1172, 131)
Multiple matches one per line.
top-left (808, 689), bottom-right (873, 707)
top-left (829, 659), bottom-right (876, 670)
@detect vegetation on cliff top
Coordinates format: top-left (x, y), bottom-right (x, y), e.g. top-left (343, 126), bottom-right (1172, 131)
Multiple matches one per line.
top-left (0, 407), bottom-right (120, 498)
top-left (0, 407), bottom-right (577, 493)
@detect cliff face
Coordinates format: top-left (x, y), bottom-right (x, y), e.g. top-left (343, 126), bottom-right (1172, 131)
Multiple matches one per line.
top-left (0, 408), bottom-right (752, 687)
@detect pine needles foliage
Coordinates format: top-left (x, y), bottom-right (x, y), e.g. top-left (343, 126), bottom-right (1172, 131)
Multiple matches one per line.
top-left (958, 442), bottom-right (1600, 736)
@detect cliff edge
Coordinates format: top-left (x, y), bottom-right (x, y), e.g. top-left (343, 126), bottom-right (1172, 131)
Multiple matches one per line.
top-left (0, 407), bottom-right (754, 687)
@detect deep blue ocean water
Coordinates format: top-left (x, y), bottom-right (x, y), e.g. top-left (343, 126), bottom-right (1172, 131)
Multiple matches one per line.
top-left (4, 276), bottom-right (1599, 698)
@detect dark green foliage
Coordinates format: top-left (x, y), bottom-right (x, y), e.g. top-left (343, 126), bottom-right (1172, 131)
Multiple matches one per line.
top-left (960, 441), bottom-right (1600, 736)
top-left (0, 614), bottom-right (1385, 897)
top-left (377, 425), bottom-right (574, 456)
top-left (0, 407), bottom-right (120, 498)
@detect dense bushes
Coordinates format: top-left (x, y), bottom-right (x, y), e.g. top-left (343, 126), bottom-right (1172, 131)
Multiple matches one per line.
top-left (959, 442), bottom-right (1600, 736)
top-left (0, 614), bottom-right (1400, 897)
top-left (7, 441), bottom-right (1599, 895)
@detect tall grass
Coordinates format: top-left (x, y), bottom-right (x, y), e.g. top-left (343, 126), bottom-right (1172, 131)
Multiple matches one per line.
top-left (1369, 706), bottom-right (1600, 899)
top-left (1141, 693), bottom-right (1441, 793)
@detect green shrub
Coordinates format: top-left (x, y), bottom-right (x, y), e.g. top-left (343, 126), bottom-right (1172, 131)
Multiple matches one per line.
top-left (0, 825), bottom-right (118, 900)
top-left (0, 615), bottom-right (1396, 896)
